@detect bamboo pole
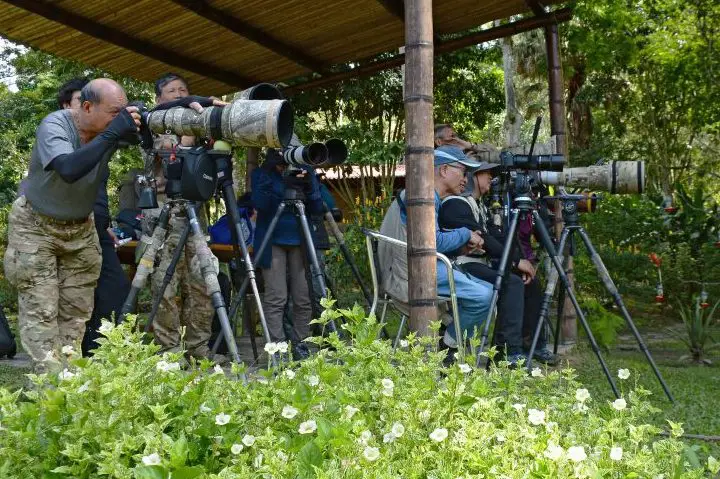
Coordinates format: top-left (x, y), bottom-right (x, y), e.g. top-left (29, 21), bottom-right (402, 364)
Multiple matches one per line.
top-left (545, 22), bottom-right (577, 344)
top-left (404, 0), bottom-right (436, 336)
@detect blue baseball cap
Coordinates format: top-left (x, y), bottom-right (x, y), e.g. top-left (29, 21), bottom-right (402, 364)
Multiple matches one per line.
top-left (434, 145), bottom-right (483, 172)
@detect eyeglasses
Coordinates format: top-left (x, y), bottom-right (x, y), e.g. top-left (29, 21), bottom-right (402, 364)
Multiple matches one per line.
top-left (444, 163), bottom-right (467, 175)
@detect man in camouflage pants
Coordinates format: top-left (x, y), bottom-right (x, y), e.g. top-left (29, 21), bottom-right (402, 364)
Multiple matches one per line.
top-left (142, 73), bottom-right (223, 360)
top-left (4, 79), bottom-right (140, 372)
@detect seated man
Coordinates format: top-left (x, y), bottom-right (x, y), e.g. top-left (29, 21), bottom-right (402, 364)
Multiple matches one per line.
top-left (438, 162), bottom-right (557, 365)
top-left (379, 146), bottom-right (493, 356)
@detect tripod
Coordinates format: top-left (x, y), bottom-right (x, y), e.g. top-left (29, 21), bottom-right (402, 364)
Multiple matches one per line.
top-left (477, 189), bottom-right (627, 399)
top-left (121, 197), bottom-right (243, 365)
top-left (213, 176), bottom-right (338, 357)
top-left (526, 195), bottom-right (674, 402)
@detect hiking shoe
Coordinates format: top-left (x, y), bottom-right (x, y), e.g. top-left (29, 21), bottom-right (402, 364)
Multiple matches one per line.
top-left (531, 348), bottom-right (558, 366)
top-left (438, 335), bottom-right (458, 368)
top-left (506, 353), bottom-right (528, 369)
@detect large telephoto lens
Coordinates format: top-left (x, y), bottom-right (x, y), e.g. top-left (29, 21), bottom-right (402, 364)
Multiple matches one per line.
top-left (282, 143), bottom-right (328, 167)
top-left (539, 161), bottom-right (646, 194)
top-left (146, 97), bottom-right (293, 148)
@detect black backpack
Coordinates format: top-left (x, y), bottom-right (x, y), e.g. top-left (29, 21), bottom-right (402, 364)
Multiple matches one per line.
top-left (0, 304), bottom-right (17, 359)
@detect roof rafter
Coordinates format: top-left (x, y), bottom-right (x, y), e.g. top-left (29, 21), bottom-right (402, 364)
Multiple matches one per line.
top-left (2, 0), bottom-right (252, 87)
top-left (375, 0), bottom-right (405, 20)
top-left (524, 0), bottom-right (547, 17)
top-left (283, 7), bottom-right (572, 94)
top-left (169, 0), bottom-right (325, 73)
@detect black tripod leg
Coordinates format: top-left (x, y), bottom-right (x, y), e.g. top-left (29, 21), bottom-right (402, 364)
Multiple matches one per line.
top-left (121, 203), bottom-right (172, 320)
top-left (215, 183), bottom-right (276, 366)
top-left (184, 205), bottom-right (242, 366)
top-left (145, 221), bottom-right (191, 333)
top-left (554, 283), bottom-right (565, 355)
top-left (476, 209), bottom-right (520, 367)
top-left (532, 210), bottom-right (621, 398)
top-left (324, 209), bottom-right (372, 305)
top-left (527, 228), bottom-right (570, 370)
top-left (224, 202), bottom-right (288, 331)
top-left (576, 227), bottom-right (674, 403)
top-left (294, 202), bottom-right (337, 334)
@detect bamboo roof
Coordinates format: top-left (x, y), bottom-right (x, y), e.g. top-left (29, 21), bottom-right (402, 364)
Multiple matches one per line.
top-left (0, 0), bottom-right (565, 95)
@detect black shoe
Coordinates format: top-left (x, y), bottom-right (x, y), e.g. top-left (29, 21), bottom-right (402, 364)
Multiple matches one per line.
top-left (292, 343), bottom-right (311, 361)
top-left (439, 337), bottom-right (458, 368)
top-left (531, 347), bottom-right (558, 366)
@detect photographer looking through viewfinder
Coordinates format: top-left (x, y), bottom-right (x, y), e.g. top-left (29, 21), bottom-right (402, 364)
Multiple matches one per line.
top-left (251, 150), bottom-right (324, 359)
top-left (140, 72), bottom-right (226, 362)
top-left (4, 79), bottom-right (140, 373)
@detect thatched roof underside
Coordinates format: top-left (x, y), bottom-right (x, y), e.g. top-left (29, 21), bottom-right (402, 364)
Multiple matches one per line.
top-left (0, 0), bottom-right (565, 95)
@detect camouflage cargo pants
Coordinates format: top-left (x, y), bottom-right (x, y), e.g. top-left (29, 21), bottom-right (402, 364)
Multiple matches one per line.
top-left (3, 196), bottom-right (101, 372)
top-left (150, 209), bottom-right (215, 358)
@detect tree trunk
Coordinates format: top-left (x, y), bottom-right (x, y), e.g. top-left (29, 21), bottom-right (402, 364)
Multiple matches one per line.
top-left (404, 0), bottom-right (437, 336)
top-left (501, 29), bottom-right (523, 148)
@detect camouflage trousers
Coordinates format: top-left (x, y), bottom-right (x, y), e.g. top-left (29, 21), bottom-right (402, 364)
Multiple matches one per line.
top-left (3, 196), bottom-right (101, 372)
top-left (150, 209), bottom-right (215, 358)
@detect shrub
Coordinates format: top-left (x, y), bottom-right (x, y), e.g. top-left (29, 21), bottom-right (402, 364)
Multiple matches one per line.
top-left (0, 304), bottom-right (712, 478)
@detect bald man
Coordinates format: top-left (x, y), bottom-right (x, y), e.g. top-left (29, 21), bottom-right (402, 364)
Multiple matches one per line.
top-left (4, 79), bottom-right (140, 372)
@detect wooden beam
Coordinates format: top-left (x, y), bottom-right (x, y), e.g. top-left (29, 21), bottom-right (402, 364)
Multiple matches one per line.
top-left (2, 0), bottom-right (252, 88)
top-left (169, 0), bottom-right (325, 72)
top-left (283, 8), bottom-right (572, 94)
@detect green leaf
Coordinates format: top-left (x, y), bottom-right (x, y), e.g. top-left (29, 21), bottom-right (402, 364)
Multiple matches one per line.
top-left (133, 465), bottom-right (168, 479)
top-left (297, 440), bottom-right (323, 479)
top-left (170, 466), bottom-right (205, 479)
top-left (294, 382), bottom-right (313, 405)
top-left (169, 434), bottom-right (188, 468)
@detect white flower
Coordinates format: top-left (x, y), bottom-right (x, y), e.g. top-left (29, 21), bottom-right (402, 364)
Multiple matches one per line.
top-left (212, 364), bottom-right (224, 375)
top-left (308, 375), bottom-right (319, 387)
top-left (264, 342), bottom-right (279, 355)
top-left (61, 345), bottom-right (75, 355)
top-left (78, 381), bottom-right (90, 393)
top-left (399, 339), bottom-right (409, 348)
top-left (230, 443), bottom-right (244, 455)
top-left (612, 398), bottom-right (627, 411)
top-left (528, 409), bottom-right (546, 425)
top-left (363, 446), bottom-right (380, 462)
top-left (429, 428), bottom-right (448, 442)
top-left (344, 405), bottom-right (360, 419)
top-left (58, 369), bottom-right (75, 381)
top-left (276, 450), bottom-right (288, 463)
top-left (575, 388), bottom-right (590, 403)
top-left (98, 321), bottom-right (114, 334)
top-left (391, 422), bottom-right (405, 438)
top-left (142, 453), bottom-right (161, 465)
top-left (567, 446), bottom-right (587, 462)
top-left (610, 446), bottom-right (623, 461)
top-left (495, 433), bottom-right (506, 443)
top-left (381, 378), bottom-right (394, 390)
top-left (242, 434), bottom-right (256, 447)
top-left (512, 403), bottom-right (526, 412)
top-left (277, 342), bottom-right (289, 353)
top-left (282, 405), bottom-right (299, 419)
top-left (200, 403), bottom-right (211, 413)
top-left (156, 360), bottom-right (180, 372)
top-left (544, 444), bottom-right (564, 461)
top-left (381, 387), bottom-right (394, 397)
top-left (283, 368), bottom-right (296, 379)
top-left (383, 432), bottom-right (395, 443)
top-left (298, 420), bottom-right (317, 434)
top-left (531, 367), bottom-right (543, 377)
top-left (618, 368), bottom-right (631, 380)
top-left (215, 413), bottom-right (231, 425)
top-left (545, 421), bottom-right (558, 432)
top-left (459, 363), bottom-right (472, 373)
top-left (358, 430), bottom-right (373, 444)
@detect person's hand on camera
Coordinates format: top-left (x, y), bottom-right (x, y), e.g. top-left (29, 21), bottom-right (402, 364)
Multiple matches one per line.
top-left (447, 135), bottom-right (473, 150)
top-left (103, 108), bottom-right (140, 143)
top-left (516, 259), bottom-right (536, 285)
top-left (188, 96), bottom-right (227, 114)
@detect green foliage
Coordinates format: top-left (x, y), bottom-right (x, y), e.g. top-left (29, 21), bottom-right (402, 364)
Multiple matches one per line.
top-left (0, 310), bottom-right (711, 478)
top-left (579, 297), bottom-right (625, 349)
top-left (672, 298), bottom-right (719, 364)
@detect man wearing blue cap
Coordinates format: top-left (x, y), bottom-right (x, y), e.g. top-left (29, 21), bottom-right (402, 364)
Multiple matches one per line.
top-left (378, 145), bottom-right (493, 358)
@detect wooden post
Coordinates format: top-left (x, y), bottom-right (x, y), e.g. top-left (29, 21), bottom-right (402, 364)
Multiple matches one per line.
top-left (404, 0), bottom-right (437, 336)
top-left (545, 21), bottom-right (577, 344)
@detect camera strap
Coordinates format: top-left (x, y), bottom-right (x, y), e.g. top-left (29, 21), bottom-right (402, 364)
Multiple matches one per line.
top-left (209, 106), bottom-right (224, 141)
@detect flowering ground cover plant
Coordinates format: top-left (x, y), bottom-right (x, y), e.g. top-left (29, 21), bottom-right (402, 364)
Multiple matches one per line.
top-left (0, 301), bottom-right (714, 478)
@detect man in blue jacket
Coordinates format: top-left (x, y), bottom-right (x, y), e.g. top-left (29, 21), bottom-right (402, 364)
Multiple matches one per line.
top-left (251, 150), bottom-right (323, 354)
top-left (379, 145), bottom-right (493, 356)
